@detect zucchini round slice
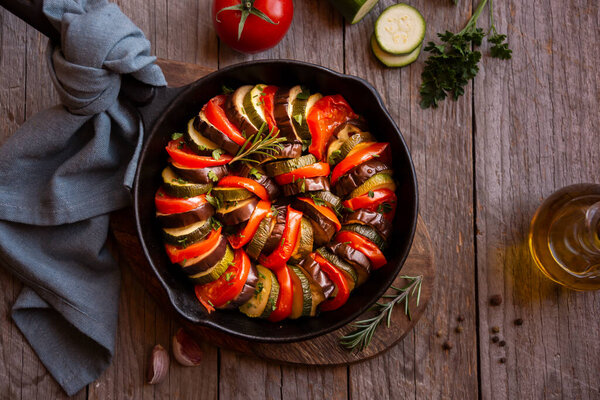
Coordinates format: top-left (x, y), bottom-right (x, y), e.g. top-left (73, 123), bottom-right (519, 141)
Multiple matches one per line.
top-left (246, 215), bottom-right (275, 260)
top-left (371, 35), bottom-right (422, 68)
top-left (375, 3), bottom-right (426, 55)
top-left (184, 117), bottom-right (219, 155)
top-left (211, 187), bottom-right (253, 203)
top-left (263, 154), bottom-right (317, 176)
top-left (349, 173), bottom-right (396, 198)
top-left (162, 218), bottom-right (213, 247)
top-left (289, 265), bottom-right (313, 319)
top-left (188, 243), bottom-right (234, 285)
top-left (162, 167), bottom-right (212, 198)
top-left (239, 265), bottom-right (274, 317)
top-left (341, 223), bottom-right (386, 250)
top-left (259, 268), bottom-right (280, 319)
top-left (316, 247), bottom-right (357, 290)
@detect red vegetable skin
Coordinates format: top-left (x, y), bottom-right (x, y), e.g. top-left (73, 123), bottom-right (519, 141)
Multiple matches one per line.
top-left (155, 189), bottom-right (208, 215)
top-left (218, 176), bottom-right (270, 201)
top-left (307, 95), bottom-right (358, 161)
top-left (268, 265), bottom-right (294, 322)
top-left (165, 138), bottom-right (232, 168)
top-left (204, 95), bottom-right (247, 146)
top-left (330, 142), bottom-right (390, 185)
top-left (259, 206), bottom-right (303, 269)
top-left (212, 0), bottom-right (293, 54)
top-left (260, 86), bottom-right (279, 133)
top-left (228, 200), bottom-right (271, 249)
top-left (195, 248), bottom-right (251, 310)
top-left (274, 162), bottom-right (330, 185)
top-left (335, 230), bottom-right (387, 269)
top-left (342, 188), bottom-right (397, 222)
top-left (313, 253), bottom-right (350, 311)
top-left (165, 227), bottom-right (223, 264)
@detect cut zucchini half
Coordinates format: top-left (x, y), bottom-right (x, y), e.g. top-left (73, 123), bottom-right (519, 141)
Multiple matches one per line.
top-left (259, 268), bottom-right (280, 319)
top-left (243, 84), bottom-right (268, 130)
top-left (328, 0), bottom-right (379, 24)
top-left (290, 217), bottom-right (314, 262)
top-left (341, 223), bottom-right (386, 250)
top-left (188, 243), bottom-right (233, 285)
top-left (289, 265), bottom-right (313, 319)
top-left (310, 191), bottom-right (342, 210)
top-left (185, 117), bottom-right (219, 155)
top-left (246, 215), bottom-right (275, 260)
top-left (162, 218), bottom-right (213, 247)
top-left (331, 132), bottom-right (374, 166)
top-left (349, 173), bottom-right (396, 198)
top-left (316, 247), bottom-right (358, 290)
top-left (290, 87), bottom-right (314, 145)
top-left (161, 167), bottom-right (212, 198)
top-left (264, 154), bottom-right (317, 176)
top-left (371, 35), bottom-right (422, 68)
top-left (375, 3), bottom-right (426, 55)
top-left (240, 265), bottom-right (274, 317)
top-left (211, 187), bottom-right (253, 203)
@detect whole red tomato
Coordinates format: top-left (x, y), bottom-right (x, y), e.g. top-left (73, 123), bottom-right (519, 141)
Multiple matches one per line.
top-left (212, 0), bottom-right (293, 54)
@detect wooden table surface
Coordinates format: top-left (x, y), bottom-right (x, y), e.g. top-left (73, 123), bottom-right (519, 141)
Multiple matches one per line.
top-left (1, 1), bottom-right (599, 399)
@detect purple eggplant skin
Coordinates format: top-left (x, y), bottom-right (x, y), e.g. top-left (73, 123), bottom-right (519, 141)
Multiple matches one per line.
top-left (225, 87), bottom-right (260, 137)
top-left (251, 141), bottom-right (303, 163)
top-left (331, 118), bottom-right (369, 137)
top-left (273, 87), bottom-right (297, 141)
top-left (217, 197), bottom-right (259, 226)
top-left (281, 176), bottom-right (330, 197)
top-left (220, 263), bottom-right (259, 310)
top-left (194, 117), bottom-right (241, 156)
top-left (328, 242), bottom-right (372, 275)
top-left (299, 256), bottom-right (335, 299)
top-left (181, 234), bottom-right (227, 275)
top-left (343, 209), bottom-right (392, 240)
top-left (170, 163), bottom-right (228, 184)
top-left (260, 205), bottom-right (288, 254)
top-left (156, 203), bottom-right (215, 228)
top-left (333, 160), bottom-right (392, 198)
top-left (291, 197), bottom-right (337, 246)
top-left (235, 163), bottom-right (280, 200)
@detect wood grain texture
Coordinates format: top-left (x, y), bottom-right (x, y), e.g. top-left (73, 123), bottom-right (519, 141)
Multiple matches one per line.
top-left (344, 0), bottom-right (478, 399)
top-left (474, 1), bottom-right (600, 399)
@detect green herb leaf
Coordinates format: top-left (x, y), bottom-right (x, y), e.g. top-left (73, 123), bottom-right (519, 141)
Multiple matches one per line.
top-left (212, 148), bottom-right (225, 160)
top-left (310, 194), bottom-right (328, 207)
top-left (293, 114), bottom-right (303, 126)
top-left (222, 84), bottom-right (234, 94)
top-left (208, 170), bottom-right (220, 183)
top-left (171, 132), bottom-right (184, 140)
top-left (368, 190), bottom-right (375, 198)
top-left (377, 202), bottom-right (393, 214)
top-left (248, 167), bottom-right (262, 179)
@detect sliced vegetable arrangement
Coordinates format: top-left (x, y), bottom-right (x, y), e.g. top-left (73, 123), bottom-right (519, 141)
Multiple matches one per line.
top-left (154, 83), bottom-right (399, 321)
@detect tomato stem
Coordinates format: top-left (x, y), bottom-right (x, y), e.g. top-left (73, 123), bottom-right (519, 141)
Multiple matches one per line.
top-left (215, 0), bottom-right (279, 41)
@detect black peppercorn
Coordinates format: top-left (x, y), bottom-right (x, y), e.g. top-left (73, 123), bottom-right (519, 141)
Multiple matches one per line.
top-left (499, 357), bottom-right (506, 364)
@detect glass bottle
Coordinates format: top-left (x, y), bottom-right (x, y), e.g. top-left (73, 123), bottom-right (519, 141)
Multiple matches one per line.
top-left (529, 183), bottom-right (600, 291)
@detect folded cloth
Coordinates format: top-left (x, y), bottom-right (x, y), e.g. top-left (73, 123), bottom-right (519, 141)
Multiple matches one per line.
top-left (0, 0), bottom-right (166, 395)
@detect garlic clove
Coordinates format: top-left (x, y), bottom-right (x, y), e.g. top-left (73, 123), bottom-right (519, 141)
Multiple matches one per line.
top-left (147, 344), bottom-right (169, 385)
top-left (172, 328), bottom-right (203, 367)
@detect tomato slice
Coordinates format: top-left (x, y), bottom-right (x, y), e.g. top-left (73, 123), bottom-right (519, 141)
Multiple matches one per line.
top-left (194, 248), bottom-right (251, 310)
top-left (165, 227), bottom-right (222, 264)
top-left (307, 95), bottom-right (358, 161)
top-left (155, 188), bottom-right (208, 214)
top-left (204, 95), bottom-right (247, 146)
top-left (296, 197), bottom-right (341, 231)
top-left (335, 230), bottom-right (387, 269)
top-left (268, 265), bottom-right (294, 322)
top-left (166, 138), bottom-right (232, 168)
top-left (330, 142), bottom-right (390, 185)
top-left (228, 200), bottom-right (271, 249)
top-left (260, 206), bottom-right (303, 270)
top-left (274, 162), bottom-right (330, 185)
top-left (260, 86), bottom-right (279, 133)
top-left (313, 253), bottom-right (351, 311)
top-left (218, 176), bottom-right (270, 201)
top-left (342, 188), bottom-right (397, 217)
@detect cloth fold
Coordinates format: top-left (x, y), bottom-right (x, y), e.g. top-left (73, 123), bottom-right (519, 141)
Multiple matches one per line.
top-left (0, 0), bottom-right (166, 395)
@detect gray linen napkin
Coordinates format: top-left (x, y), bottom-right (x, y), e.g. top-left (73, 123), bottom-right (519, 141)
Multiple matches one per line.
top-left (0, 0), bottom-right (166, 395)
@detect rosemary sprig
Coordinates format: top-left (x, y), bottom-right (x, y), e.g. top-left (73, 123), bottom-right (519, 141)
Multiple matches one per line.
top-left (229, 123), bottom-right (286, 164)
top-left (339, 275), bottom-right (423, 352)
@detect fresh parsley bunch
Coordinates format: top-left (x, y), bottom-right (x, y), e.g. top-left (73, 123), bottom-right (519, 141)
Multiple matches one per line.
top-left (420, 0), bottom-right (512, 109)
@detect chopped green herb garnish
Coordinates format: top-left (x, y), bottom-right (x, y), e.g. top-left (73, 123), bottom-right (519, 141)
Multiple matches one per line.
top-left (171, 132), bottom-right (184, 140)
top-left (222, 84), bottom-right (234, 94)
top-left (300, 178), bottom-right (306, 193)
top-left (208, 170), bottom-right (219, 183)
top-left (173, 177), bottom-right (188, 184)
top-left (212, 148), bottom-right (225, 160)
top-left (224, 271), bottom-right (235, 282)
top-left (368, 190), bottom-right (375, 198)
top-left (310, 194), bottom-right (328, 207)
top-left (293, 114), bottom-right (303, 125)
top-left (377, 202), bottom-right (393, 214)
top-left (248, 167), bottom-right (262, 179)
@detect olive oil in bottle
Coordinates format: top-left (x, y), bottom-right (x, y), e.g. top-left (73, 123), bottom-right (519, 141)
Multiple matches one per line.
top-left (529, 184), bottom-right (600, 291)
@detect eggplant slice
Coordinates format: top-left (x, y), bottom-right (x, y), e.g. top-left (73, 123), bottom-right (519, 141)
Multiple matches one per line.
top-left (170, 162), bottom-right (229, 184)
top-left (181, 234), bottom-right (228, 276)
top-left (299, 256), bottom-right (335, 299)
top-left (344, 209), bottom-right (392, 240)
top-left (333, 160), bottom-right (392, 198)
top-left (220, 263), bottom-right (259, 309)
top-left (195, 112), bottom-right (241, 156)
top-left (234, 163), bottom-right (280, 200)
top-left (216, 197), bottom-right (259, 226)
top-left (157, 202), bottom-right (214, 228)
top-left (292, 197), bottom-right (337, 246)
top-left (282, 176), bottom-right (330, 197)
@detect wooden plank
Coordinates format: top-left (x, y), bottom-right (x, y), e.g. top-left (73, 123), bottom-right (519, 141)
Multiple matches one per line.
top-left (217, 2), bottom-right (348, 398)
top-left (344, 0), bottom-right (478, 398)
top-left (474, 0), bottom-right (600, 399)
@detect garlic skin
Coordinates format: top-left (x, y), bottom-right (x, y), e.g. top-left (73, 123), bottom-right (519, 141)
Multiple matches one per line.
top-left (172, 328), bottom-right (203, 367)
top-left (147, 344), bottom-right (169, 384)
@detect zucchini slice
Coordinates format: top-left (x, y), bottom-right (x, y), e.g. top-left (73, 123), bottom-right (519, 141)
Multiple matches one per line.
top-left (197, 111), bottom-right (241, 156)
top-left (243, 84), bottom-right (268, 130)
top-left (341, 223), bottom-right (386, 250)
top-left (161, 167), bottom-right (212, 198)
top-left (332, 133), bottom-right (374, 165)
top-left (211, 187), bottom-right (253, 203)
top-left (263, 154), bottom-right (317, 176)
top-left (290, 87), bottom-right (318, 147)
top-left (239, 265), bottom-right (274, 317)
top-left (316, 247), bottom-right (357, 291)
top-left (295, 264), bottom-right (327, 316)
top-left (328, 0), bottom-right (379, 24)
top-left (371, 35), bottom-right (422, 68)
top-left (310, 191), bottom-right (342, 210)
top-left (259, 268), bottom-right (280, 319)
top-left (246, 215), bottom-right (275, 260)
top-left (290, 217), bottom-right (314, 263)
top-left (374, 3), bottom-right (426, 55)
top-left (349, 173), bottom-right (396, 198)
top-left (184, 117), bottom-right (219, 155)
top-left (188, 243), bottom-right (233, 285)
top-left (225, 85), bottom-right (260, 137)
top-left (162, 218), bottom-right (213, 247)
top-left (289, 265), bottom-right (313, 319)
top-left (274, 85), bottom-right (304, 141)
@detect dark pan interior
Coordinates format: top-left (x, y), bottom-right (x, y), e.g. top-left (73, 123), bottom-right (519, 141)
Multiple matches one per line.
top-left (134, 60), bottom-right (418, 343)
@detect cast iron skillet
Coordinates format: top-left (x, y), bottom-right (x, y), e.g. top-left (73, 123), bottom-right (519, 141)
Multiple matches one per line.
top-left (3, 0), bottom-right (419, 343)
